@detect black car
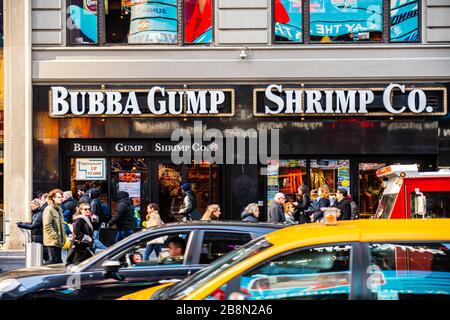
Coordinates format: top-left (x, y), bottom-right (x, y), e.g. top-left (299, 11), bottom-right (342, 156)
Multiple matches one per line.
top-left (0, 221), bottom-right (283, 300)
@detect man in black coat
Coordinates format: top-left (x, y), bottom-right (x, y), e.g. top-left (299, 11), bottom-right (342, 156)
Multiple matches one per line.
top-left (17, 199), bottom-right (49, 262)
top-left (334, 188), bottom-right (352, 221)
top-left (178, 183), bottom-right (201, 221)
top-left (311, 187), bottom-right (331, 222)
top-left (107, 191), bottom-right (135, 243)
top-left (267, 193), bottom-right (286, 223)
top-left (62, 191), bottom-right (78, 224)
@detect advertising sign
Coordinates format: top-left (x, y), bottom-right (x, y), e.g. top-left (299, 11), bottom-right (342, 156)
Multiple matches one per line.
top-left (75, 158), bottom-right (106, 180)
top-left (118, 172), bottom-right (141, 198)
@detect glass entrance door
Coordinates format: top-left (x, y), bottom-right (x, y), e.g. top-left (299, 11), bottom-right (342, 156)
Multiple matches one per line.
top-left (155, 160), bottom-right (220, 222)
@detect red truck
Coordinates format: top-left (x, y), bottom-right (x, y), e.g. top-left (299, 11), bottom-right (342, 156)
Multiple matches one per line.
top-left (374, 164), bottom-right (450, 219)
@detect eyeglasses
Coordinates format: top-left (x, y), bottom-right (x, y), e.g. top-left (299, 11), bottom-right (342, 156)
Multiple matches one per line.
top-left (81, 207), bottom-right (91, 211)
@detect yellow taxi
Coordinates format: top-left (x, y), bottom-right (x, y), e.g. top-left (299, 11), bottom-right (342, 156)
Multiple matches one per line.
top-left (118, 219), bottom-right (450, 301)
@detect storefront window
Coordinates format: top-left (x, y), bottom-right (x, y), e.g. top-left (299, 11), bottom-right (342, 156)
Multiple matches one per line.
top-left (274, 0), bottom-right (302, 43)
top-left (359, 163), bottom-right (386, 219)
top-left (310, 0), bottom-right (383, 42)
top-left (187, 161), bottom-right (219, 216)
top-left (310, 160), bottom-right (350, 195)
top-left (67, 0), bottom-right (99, 44)
top-left (390, 0), bottom-right (419, 42)
top-left (267, 160), bottom-right (307, 206)
top-left (0, 0), bottom-right (3, 242)
top-left (184, 0), bottom-right (213, 44)
top-left (111, 157), bottom-right (149, 224)
top-left (158, 163), bottom-right (182, 222)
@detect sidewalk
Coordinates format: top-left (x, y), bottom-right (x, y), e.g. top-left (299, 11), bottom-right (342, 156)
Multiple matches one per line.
top-left (0, 250), bottom-right (26, 273)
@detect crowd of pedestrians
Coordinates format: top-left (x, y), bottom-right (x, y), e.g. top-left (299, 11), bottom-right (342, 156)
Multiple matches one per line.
top-left (16, 180), bottom-right (359, 266)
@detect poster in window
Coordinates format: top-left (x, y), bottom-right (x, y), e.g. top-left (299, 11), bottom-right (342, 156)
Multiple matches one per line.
top-left (119, 172), bottom-right (141, 198)
top-left (310, 0), bottom-right (383, 42)
top-left (67, 0), bottom-right (98, 44)
top-left (75, 158), bottom-right (106, 180)
top-left (390, 0), bottom-right (419, 42)
top-left (128, 0), bottom-right (178, 44)
top-left (274, 0), bottom-right (302, 42)
top-left (184, 0), bottom-right (212, 44)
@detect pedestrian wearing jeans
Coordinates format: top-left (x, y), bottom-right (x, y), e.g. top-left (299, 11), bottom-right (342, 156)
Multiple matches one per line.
top-left (107, 191), bottom-right (135, 243)
top-left (144, 203), bottom-right (165, 260)
top-left (43, 189), bottom-right (67, 264)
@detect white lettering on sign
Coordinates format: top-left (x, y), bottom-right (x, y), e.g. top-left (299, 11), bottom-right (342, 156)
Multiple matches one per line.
top-left (115, 143), bottom-right (144, 152)
top-left (50, 86), bottom-right (229, 117)
top-left (263, 84), bottom-right (436, 115)
top-left (73, 143), bottom-right (104, 152)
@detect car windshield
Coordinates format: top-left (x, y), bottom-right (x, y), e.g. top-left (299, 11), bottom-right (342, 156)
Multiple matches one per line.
top-left (160, 237), bottom-right (273, 300)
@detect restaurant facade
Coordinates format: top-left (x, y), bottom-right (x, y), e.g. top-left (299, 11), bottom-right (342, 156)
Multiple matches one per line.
top-left (2, 0), bottom-right (450, 248)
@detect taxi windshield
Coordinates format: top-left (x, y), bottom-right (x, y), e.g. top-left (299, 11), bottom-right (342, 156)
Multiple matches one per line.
top-left (160, 237), bottom-right (273, 300)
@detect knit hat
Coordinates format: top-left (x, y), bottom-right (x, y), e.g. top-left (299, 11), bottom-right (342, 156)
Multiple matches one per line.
top-left (181, 183), bottom-right (191, 192)
top-left (116, 191), bottom-right (129, 201)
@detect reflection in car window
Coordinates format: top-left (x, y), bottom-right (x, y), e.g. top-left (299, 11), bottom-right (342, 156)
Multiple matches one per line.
top-left (368, 243), bottom-right (450, 300)
top-left (200, 232), bottom-right (253, 265)
top-left (211, 245), bottom-right (352, 300)
top-left (161, 238), bottom-right (273, 300)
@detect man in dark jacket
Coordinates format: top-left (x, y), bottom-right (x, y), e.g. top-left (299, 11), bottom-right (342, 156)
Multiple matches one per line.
top-left (107, 191), bottom-right (135, 243)
top-left (311, 186), bottom-right (331, 222)
top-left (17, 200), bottom-right (50, 263)
top-left (89, 188), bottom-right (108, 251)
top-left (77, 185), bottom-right (90, 203)
top-left (178, 183), bottom-right (201, 221)
top-left (62, 191), bottom-right (78, 224)
top-left (267, 193), bottom-right (286, 223)
top-left (334, 188), bottom-right (352, 221)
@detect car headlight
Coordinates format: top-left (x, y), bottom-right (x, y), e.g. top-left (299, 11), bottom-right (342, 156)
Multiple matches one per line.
top-left (0, 279), bottom-right (22, 293)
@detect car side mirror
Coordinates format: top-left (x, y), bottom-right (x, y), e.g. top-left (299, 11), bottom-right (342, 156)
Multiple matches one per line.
top-left (101, 260), bottom-right (125, 281)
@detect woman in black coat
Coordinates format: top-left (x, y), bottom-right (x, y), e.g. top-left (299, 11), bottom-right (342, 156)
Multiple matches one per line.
top-left (293, 185), bottom-right (312, 224)
top-left (66, 203), bottom-right (94, 265)
top-left (311, 186), bottom-right (331, 222)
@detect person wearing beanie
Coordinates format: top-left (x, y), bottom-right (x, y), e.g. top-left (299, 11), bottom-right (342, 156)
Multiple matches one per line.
top-left (107, 191), bottom-right (135, 242)
top-left (178, 182), bottom-right (201, 221)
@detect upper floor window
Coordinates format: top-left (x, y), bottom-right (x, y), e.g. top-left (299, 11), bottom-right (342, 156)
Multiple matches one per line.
top-left (273, 0), bottom-right (420, 44)
top-left (67, 0), bottom-right (213, 45)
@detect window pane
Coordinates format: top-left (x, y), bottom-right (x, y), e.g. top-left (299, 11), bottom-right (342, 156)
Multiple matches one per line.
top-left (359, 163), bottom-right (386, 219)
top-left (199, 232), bottom-right (252, 264)
top-left (410, 192), bottom-right (450, 219)
top-left (369, 243), bottom-right (450, 300)
top-left (184, 0), bottom-right (213, 44)
top-left (106, 0), bottom-right (178, 44)
top-left (274, 0), bottom-right (302, 42)
top-left (237, 245), bottom-right (352, 300)
top-left (267, 160), bottom-right (307, 206)
top-left (67, 0), bottom-right (98, 44)
top-left (310, 0), bottom-right (382, 42)
top-left (390, 0), bottom-right (419, 42)
top-left (310, 160), bottom-right (350, 194)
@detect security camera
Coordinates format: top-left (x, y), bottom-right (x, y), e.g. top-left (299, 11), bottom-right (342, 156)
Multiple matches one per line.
top-left (240, 50), bottom-right (247, 59)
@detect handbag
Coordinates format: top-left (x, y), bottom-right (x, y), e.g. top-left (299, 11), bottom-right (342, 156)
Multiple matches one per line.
top-left (63, 237), bottom-right (71, 250)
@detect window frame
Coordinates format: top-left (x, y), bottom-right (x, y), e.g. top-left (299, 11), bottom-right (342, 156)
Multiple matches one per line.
top-left (67, 0), bottom-right (215, 47)
top-left (193, 229), bottom-right (255, 265)
top-left (271, 0), bottom-right (421, 45)
top-left (209, 242), bottom-right (361, 301)
top-left (361, 241), bottom-right (450, 300)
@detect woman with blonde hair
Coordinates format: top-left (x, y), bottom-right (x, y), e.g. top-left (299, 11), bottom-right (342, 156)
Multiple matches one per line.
top-left (310, 185), bottom-right (331, 223)
top-left (283, 202), bottom-right (297, 225)
top-left (144, 203), bottom-right (165, 260)
top-left (201, 204), bottom-right (221, 221)
top-left (241, 203), bottom-right (260, 223)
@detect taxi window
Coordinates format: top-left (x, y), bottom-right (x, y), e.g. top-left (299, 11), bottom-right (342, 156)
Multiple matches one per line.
top-left (199, 232), bottom-right (253, 265)
top-left (207, 245), bottom-right (352, 300)
top-left (368, 242), bottom-right (450, 300)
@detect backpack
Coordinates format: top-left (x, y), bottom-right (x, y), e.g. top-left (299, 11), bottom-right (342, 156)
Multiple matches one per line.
top-left (350, 201), bottom-right (359, 220)
top-left (133, 207), bottom-right (142, 228)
